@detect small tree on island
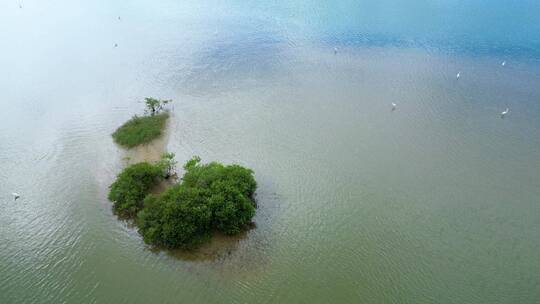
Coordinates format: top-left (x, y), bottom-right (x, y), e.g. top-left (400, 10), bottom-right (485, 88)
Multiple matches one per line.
top-left (145, 97), bottom-right (171, 116)
top-left (157, 152), bottom-right (177, 179)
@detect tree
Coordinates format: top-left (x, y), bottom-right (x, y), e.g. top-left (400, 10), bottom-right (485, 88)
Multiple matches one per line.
top-left (137, 157), bottom-right (257, 249)
top-left (144, 97), bottom-right (171, 116)
top-left (138, 188), bottom-right (212, 248)
top-left (108, 162), bottom-right (163, 216)
top-left (157, 152), bottom-right (177, 179)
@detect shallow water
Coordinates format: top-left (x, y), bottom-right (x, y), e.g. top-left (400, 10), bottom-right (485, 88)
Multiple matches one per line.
top-left (1, 1), bottom-right (540, 303)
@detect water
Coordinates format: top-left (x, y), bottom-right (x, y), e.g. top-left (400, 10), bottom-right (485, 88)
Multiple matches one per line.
top-left (1, 0), bottom-right (540, 303)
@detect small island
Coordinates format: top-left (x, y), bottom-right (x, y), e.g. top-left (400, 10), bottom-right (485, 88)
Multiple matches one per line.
top-left (109, 98), bottom-right (257, 249)
top-left (112, 98), bottom-right (171, 148)
top-left (109, 155), bottom-right (257, 249)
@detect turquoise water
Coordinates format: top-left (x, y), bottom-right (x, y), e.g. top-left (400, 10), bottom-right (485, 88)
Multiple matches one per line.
top-left (1, 1), bottom-right (539, 303)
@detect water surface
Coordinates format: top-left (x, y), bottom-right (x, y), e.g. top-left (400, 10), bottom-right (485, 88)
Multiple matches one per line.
top-left (1, 1), bottom-right (539, 303)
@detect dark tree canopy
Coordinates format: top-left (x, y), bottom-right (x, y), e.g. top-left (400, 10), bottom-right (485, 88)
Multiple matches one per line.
top-left (108, 162), bottom-right (163, 216)
top-left (108, 157), bottom-right (257, 249)
top-left (138, 157), bottom-right (257, 248)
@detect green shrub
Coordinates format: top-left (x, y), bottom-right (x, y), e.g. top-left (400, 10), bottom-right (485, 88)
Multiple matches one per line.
top-left (138, 157), bottom-right (257, 249)
top-left (138, 189), bottom-right (212, 248)
top-left (107, 155), bottom-right (257, 249)
top-left (108, 162), bottom-right (163, 216)
top-left (112, 113), bottom-right (169, 148)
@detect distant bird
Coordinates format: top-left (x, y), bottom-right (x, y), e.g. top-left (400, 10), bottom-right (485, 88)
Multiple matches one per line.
top-left (334, 47), bottom-right (338, 55)
top-left (118, 16), bottom-right (121, 21)
top-left (19, 4), bottom-right (22, 8)
top-left (114, 43), bottom-right (118, 47)
top-left (501, 108), bottom-right (509, 118)
top-left (391, 102), bottom-right (397, 111)
top-left (456, 72), bottom-right (461, 79)
top-left (501, 61), bottom-right (506, 66)
top-left (12, 193), bottom-right (20, 201)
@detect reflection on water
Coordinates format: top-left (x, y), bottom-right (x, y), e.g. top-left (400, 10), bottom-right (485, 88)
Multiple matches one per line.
top-left (1, 0), bottom-right (540, 303)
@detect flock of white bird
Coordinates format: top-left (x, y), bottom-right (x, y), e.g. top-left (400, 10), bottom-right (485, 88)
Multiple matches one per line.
top-left (333, 47), bottom-right (511, 119)
top-left (446, 65), bottom-right (509, 118)
top-left (6, 7), bottom-right (513, 201)
top-left (456, 62), bottom-right (510, 118)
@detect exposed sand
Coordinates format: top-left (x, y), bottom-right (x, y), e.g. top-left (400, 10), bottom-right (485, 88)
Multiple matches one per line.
top-left (124, 118), bottom-right (171, 164)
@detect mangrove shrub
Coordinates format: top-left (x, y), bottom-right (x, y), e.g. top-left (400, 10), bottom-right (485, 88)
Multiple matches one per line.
top-left (108, 162), bottom-right (163, 216)
top-left (138, 157), bottom-right (257, 249)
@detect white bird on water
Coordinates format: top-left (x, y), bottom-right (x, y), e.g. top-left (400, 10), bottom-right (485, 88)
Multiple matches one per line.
top-left (12, 193), bottom-right (20, 201)
top-left (501, 108), bottom-right (509, 118)
top-left (334, 47), bottom-right (338, 55)
top-left (456, 72), bottom-right (461, 79)
top-left (501, 61), bottom-right (506, 66)
top-left (391, 102), bottom-right (397, 111)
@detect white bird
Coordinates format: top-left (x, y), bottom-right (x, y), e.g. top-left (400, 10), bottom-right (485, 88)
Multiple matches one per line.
top-left (501, 108), bottom-right (509, 118)
top-left (334, 47), bottom-right (338, 55)
top-left (12, 193), bottom-right (20, 200)
top-left (501, 61), bottom-right (506, 66)
top-left (391, 102), bottom-right (397, 111)
top-left (118, 16), bottom-right (121, 21)
top-left (456, 72), bottom-right (461, 79)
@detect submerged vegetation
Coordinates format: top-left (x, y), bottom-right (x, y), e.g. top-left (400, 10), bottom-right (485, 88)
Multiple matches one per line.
top-left (108, 155), bottom-right (257, 249)
top-left (112, 98), bottom-right (171, 148)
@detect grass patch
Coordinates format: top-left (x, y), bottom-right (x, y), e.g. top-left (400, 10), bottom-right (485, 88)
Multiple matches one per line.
top-left (112, 113), bottom-right (169, 148)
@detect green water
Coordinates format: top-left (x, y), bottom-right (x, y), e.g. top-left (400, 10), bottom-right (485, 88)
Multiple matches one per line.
top-left (1, 1), bottom-right (539, 303)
